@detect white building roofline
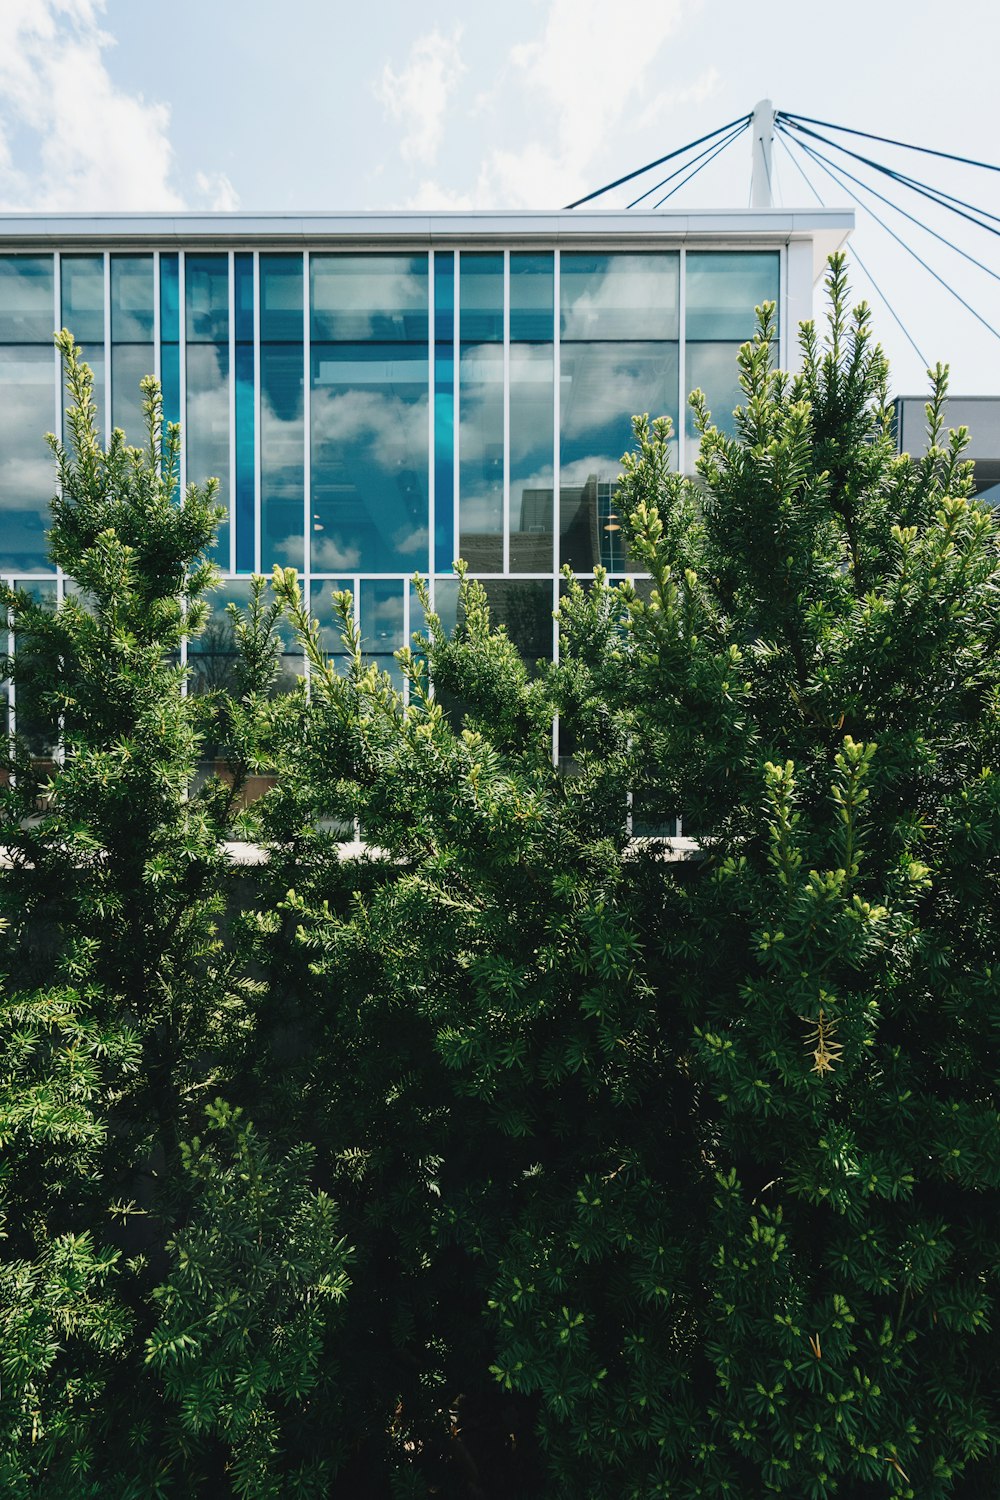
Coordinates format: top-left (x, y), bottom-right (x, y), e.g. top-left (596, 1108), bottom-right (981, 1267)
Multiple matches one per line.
top-left (0, 208), bottom-right (853, 282)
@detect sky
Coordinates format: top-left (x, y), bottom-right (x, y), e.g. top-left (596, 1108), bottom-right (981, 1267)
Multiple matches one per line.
top-left (1, 0), bottom-right (999, 398)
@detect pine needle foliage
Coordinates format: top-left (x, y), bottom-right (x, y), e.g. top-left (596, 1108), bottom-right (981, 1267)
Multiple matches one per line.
top-left (1, 260), bottom-right (999, 1498)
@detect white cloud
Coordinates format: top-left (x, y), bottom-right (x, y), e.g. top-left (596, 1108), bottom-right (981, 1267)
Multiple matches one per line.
top-left (0, 0), bottom-right (238, 210)
top-left (375, 28), bottom-right (465, 167)
top-left (398, 0), bottom-right (705, 211)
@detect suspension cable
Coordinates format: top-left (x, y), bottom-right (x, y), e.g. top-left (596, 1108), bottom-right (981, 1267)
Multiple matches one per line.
top-left (564, 115), bottom-right (751, 209)
top-left (775, 131), bottom-right (928, 367)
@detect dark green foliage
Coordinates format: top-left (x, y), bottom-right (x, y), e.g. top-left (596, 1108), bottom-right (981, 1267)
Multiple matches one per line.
top-left (2, 263), bottom-right (999, 1497)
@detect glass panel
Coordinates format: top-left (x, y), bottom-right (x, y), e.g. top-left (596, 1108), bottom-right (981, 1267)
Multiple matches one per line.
top-left (458, 343), bottom-right (503, 572)
top-left (685, 342), bottom-right (745, 441)
top-left (261, 256), bottom-right (303, 570)
top-left (560, 343), bottom-right (678, 571)
top-left (434, 252), bottom-right (454, 574)
top-left (61, 257), bottom-right (104, 435)
top-left (509, 343), bottom-right (553, 572)
top-left (510, 252), bottom-right (553, 342)
top-left (481, 579), bottom-right (552, 668)
top-left (0, 255), bottom-right (54, 342)
top-left (360, 579), bottom-right (404, 692)
top-left (561, 254), bottom-right (679, 341)
top-left (110, 256), bottom-right (154, 342)
top-left (159, 254), bottom-right (180, 437)
top-left (185, 255), bottom-right (231, 564)
top-left (311, 254), bottom-right (427, 342)
top-left (234, 251), bottom-right (254, 343)
top-left (260, 253), bottom-right (303, 342)
top-left (0, 347), bottom-right (56, 572)
top-left (61, 256), bottom-right (104, 344)
top-left (310, 579), bottom-right (353, 656)
top-left (423, 578), bottom-right (552, 668)
top-left (460, 253), bottom-right (503, 344)
top-left (234, 254), bottom-right (255, 571)
top-left (235, 342), bottom-right (255, 571)
top-left (685, 251), bottom-right (779, 341)
top-left (112, 343), bottom-right (155, 443)
top-left (311, 343), bottom-right (428, 574)
top-left (185, 254), bottom-right (229, 344)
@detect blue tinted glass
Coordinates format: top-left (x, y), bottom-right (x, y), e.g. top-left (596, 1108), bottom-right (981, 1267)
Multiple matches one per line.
top-left (510, 253), bottom-right (553, 341)
top-left (0, 346), bottom-right (55, 572)
top-left (360, 579), bottom-right (405, 692)
top-left (311, 343), bottom-right (428, 574)
top-left (434, 253), bottom-right (454, 573)
top-left (311, 255), bottom-right (426, 341)
top-left (159, 256), bottom-right (180, 438)
top-left (434, 346), bottom-right (454, 574)
top-left (111, 256), bottom-right (154, 342)
top-left (509, 343), bottom-right (553, 572)
top-left (560, 342), bottom-right (678, 571)
top-left (235, 342), bottom-right (255, 572)
top-left (460, 254), bottom-right (503, 343)
top-left (0, 255), bottom-right (54, 342)
top-left (185, 255), bottom-right (230, 563)
top-left (186, 343), bottom-right (230, 564)
top-left (186, 255), bottom-right (229, 343)
top-left (61, 256), bottom-right (104, 345)
top-left (234, 253), bottom-right (254, 343)
top-left (686, 252), bottom-right (779, 341)
top-left (458, 342), bottom-right (502, 572)
top-left (160, 343), bottom-right (180, 447)
top-left (310, 580), bottom-right (354, 655)
top-left (685, 343), bottom-right (745, 441)
top-left (261, 344), bottom-right (303, 571)
top-left (261, 254), bottom-right (303, 342)
top-left (434, 250), bottom-right (453, 344)
top-left (561, 254), bottom-right (679, 341)
top-left (111, 256), bottom-right (154, 441)
top-left (160, 254), bottom-right (179, 341)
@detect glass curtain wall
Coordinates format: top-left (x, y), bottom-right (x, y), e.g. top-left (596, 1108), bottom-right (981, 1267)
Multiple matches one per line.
top-left (3, 243), bottom-right (781, 623)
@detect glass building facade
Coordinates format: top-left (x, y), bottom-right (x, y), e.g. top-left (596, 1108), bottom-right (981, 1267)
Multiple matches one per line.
top-left (0, 212), bottom-right (850, 699)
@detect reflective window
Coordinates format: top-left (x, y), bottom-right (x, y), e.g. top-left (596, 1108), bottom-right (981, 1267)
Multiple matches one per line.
top-left (258, 256), bottom-right (304, 571)
top-left (0, 257), bottom-right (54, 573)
top-left (111, 255), bottom-right (154, 441)
top-left (458, 254), bottom-right (504, 572)
top-left (0, 255), bottom-right (54, 342)
top-left (234, 253), bottom-right (255, 570)
top-left (310, 255), bottom-right (428, 575)
top-left (185, 255), bottom-right (231, 565)
top-left (559, 254), bottom-right (678, 573)
top-left (685, 251), bottom-right (779, 340)
top-left (159, 254), bottom-right (180, 438)
top-left (360, 579), bottom-right (405, 692)
top-left (310, 579), bottom-right (354, 656)
top-left (0, 348), bottom-right (56, 572)
top-left (61, 256), bottom-right (104, 435)
top-left (429, 577), bottom-right (552, 670)
top-left (458, 342), bottom-right (503, 572)
top-left (559, 343), bottom-right (678, 572)
top-left (685, 343), bottom-right (747, 441)
top-left (510, 254), bottom-right (554, 572)
top-left (561, 253), bottom-right (679, 340)
top-left (9, 579), bottom-right (59, 759)
top-left (434, 252), bottom-right (454, 573)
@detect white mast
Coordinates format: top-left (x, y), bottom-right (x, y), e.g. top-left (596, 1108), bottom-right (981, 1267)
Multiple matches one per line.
top-left (750, 99), bottom-right (775, 208)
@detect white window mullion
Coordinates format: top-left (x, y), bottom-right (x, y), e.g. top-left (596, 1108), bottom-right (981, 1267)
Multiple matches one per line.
top-left (452, 250), bottom-right (460, 582)
top-left (228, 251), bottom-right (237, 576)
top-left (503, 249), bottom-right (510, 574)
top-left (427, 249), bottom-right (435, 591)
top-left (103, 251), bottom-right (111, 445)
top-left (253, 250), bottom-right (261, 574)
top-left (678, 248), bottom-right (687, 478)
